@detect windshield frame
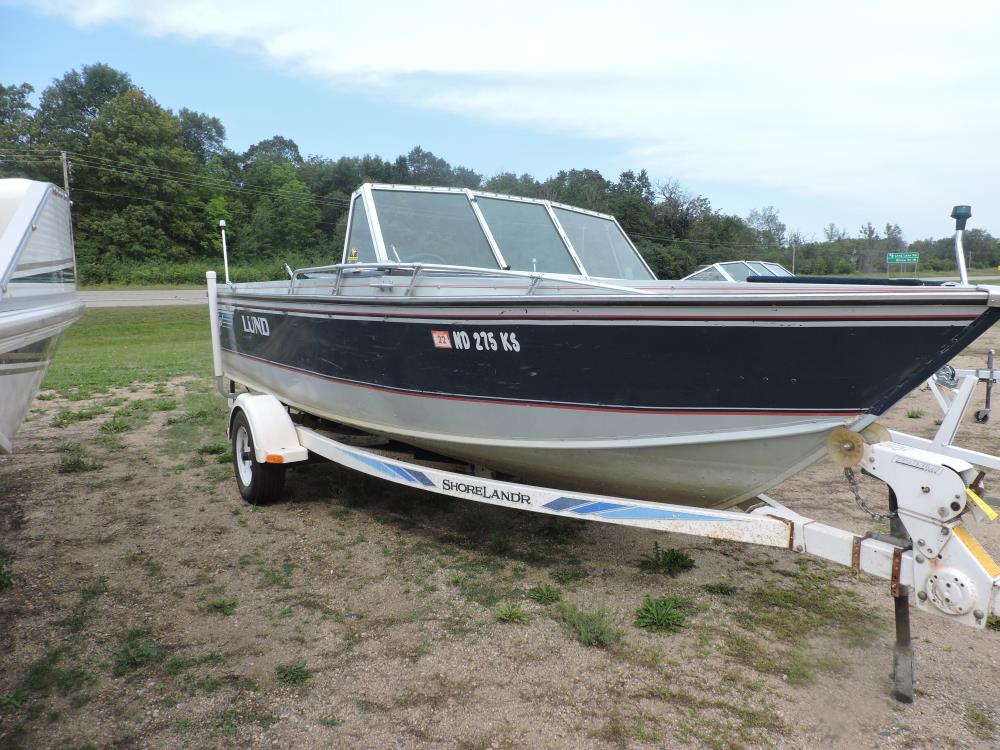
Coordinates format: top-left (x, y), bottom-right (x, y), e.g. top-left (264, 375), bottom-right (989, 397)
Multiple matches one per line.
top-left (342, 183), bottom-right (655, 281)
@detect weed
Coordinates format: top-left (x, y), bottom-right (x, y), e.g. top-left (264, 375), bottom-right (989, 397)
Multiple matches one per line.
top-left (260, 563), bottom-right (295, 589)
top-left (590, 710), bottom-right (662, 747)
top-left (164, 651), bottom-right (228, 675)
top-left (197, 442), bottom-right (228, 455)
top-left (449, 572), bottom-right (521, 607)
top-left (60, 577), bottom-right (108, 631)
top-left (987, 615), bottom-right (1000, 632)
top-left (551, 567), bottom-right (587, 585)
top-left (22, 648), bottom-right (91, 696)
top-left (634, 595), bottom-right (695, 633)
top-left (215, 708), bottom-right (238, 736)
top-left (558, 602), bottom-right (622, 647)
top-left (319, 715), bottom-right (344, 727)
top-left (638, 543), bottom-right (695, 576)
top-left (99, 417), bottom-right (132, 434)
top-left (704, 581), bottom-right (739, 596)
top-left (495, 603), bottom-right (530, 624)
top-left (125, 549), bottom-right (162, 578)
top-left (0, 548), bottom-right (15, 589)
top-left (201, 598), bottom-right (238, 616)
top-left (906, 409), bottom-right (923, 419)
top-left (276, 660), bottom-right (313, 685)
top-left (57, 443), bottom-right (103, 473)
top-left (966, 706), bottom-right (996, 740)
top-left (81, 577), bottom-right (109, 601)
top-left (741, 560), bottom-right (878, 646)
top-left (0, 689), bottom-right (29, 711)
top-left (52, 407), bottom-right (104, 428)
top-left (526, 584), bottom-right (561, 604)
top-left (173, 717), bottom-right (192, 735)
top-left (112, 626), bottom-right (166, 675)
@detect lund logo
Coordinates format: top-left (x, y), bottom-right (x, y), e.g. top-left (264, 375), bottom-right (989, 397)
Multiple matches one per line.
top-left (241, 315), bottom-right (270, 336)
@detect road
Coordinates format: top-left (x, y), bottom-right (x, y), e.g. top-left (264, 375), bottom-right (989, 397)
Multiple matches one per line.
top-left (79, 289), bottom-right (206, 307)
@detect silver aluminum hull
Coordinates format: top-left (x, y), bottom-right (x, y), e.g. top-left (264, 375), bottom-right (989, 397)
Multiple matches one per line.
top-left (0, 297), bottom-right (84, 453)
top-left (222, 347), bottom-right (865, 508)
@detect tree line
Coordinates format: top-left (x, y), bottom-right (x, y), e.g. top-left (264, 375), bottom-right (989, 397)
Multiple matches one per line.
top-left (2, 63), bottom-right (997, 283)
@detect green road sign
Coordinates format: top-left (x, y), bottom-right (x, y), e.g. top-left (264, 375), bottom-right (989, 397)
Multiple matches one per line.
top-left (887, 252), bottom-right (919, 264)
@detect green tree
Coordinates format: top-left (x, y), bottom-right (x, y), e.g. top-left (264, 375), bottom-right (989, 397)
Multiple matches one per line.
top-left (239, 157), bottom-right (320, 259)
top-left (178, 108), bottom-right (226, 164)
top-left (0, 83), bottom-right (35, 146)
top-left (483, 172), bottom-right (540, 197)
top-left (32, 63), bottom-right (132, 152)
top-left (74, 88), bottom-right (210, 276)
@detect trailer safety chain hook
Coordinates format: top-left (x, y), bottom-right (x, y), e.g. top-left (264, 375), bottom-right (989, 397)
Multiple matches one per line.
top-left (844, 468), bottom-right (896, 522)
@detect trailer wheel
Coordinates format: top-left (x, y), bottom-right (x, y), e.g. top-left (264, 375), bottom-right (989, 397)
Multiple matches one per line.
top-left (231, 410), bottom-right (286, 505)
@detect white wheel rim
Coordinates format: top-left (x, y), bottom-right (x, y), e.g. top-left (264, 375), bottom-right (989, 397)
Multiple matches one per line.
top-left (235, 425), bottom-right (254, 486)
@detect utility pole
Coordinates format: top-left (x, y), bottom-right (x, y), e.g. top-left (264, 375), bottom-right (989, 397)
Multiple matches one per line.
top-left (61, 151), bottom-right (70, 196)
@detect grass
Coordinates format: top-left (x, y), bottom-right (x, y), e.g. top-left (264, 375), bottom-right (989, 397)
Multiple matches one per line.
top-left (550, 567), bottom-right (587, 585)
top-left (638, 542), bottom-right (695, 576)
top-left (966, 706), bottom-right (996, 740)
top-left (0, 548), bottom-right (14, 589)
top-left (704, 581), bottom-right (739, 596)
top-left (57, 443), bottom-right (103, 474)
top-left (52, 406), bottom-right (105, 427)
top-left (60, 577), bottom-right (109, 631)
top-left (558, 602), bottom-right (622, 647)
top-left (494, 603), bottom-right (530, 624)
top-left (8, 648), bottom-right (93, 705)
top-left (42, 307), bottom-right (212, 398)
top-left (526, 584), bottom-right (562, 604)
top-left (201, 598), bottom-right (238, 616)
top-left (112, 627), bottom-right (166, 676)
top-left (319, 715), bottom-right (345, 727)
top-left (276, 660), bottom-right (313, 685)
top-left (634, 595), bottom-right (696, 633)
top-left (988, 615), bottom-right (1000, 632)
top-left (906, 409), bottom-right (924, 419)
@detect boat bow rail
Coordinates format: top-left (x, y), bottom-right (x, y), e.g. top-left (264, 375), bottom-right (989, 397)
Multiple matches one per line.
top-left (287, 262), bottom-right (654, 297)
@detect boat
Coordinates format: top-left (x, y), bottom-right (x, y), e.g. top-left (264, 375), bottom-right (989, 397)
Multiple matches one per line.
top-left (0, 179), bottom-right (85, 453)
top-left (212, 184), bottom-right (1000, 508)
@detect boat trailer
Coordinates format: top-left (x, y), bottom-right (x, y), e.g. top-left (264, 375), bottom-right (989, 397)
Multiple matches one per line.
top-left (206, 272), bottom-right (1000, 704)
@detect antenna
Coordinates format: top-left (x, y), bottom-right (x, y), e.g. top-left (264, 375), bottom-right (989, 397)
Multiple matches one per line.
top-left (219, 219), bottom-right (230, 285)
top-left (951, 205), bottom-right (971, 285)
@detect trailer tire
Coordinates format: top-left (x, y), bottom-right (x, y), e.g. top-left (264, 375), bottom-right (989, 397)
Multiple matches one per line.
top-left (231, 410), bottom-right (286, 505)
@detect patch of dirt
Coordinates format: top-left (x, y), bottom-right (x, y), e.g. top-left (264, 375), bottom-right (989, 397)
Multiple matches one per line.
top-left (1, 335), bottom-right (1000, 749)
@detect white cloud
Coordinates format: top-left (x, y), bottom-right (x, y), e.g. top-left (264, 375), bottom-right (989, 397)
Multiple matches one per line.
top-left (14, 0), bottom-right (1000, 234)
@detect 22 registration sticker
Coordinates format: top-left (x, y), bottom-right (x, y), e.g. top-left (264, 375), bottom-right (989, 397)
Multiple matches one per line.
top-left (431, 329), bottom-right (521, 353)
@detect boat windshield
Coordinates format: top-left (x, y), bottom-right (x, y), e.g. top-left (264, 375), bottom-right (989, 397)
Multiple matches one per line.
top-left (348, 185), bottom-right (655, 280)
top-left (372, 190), bottom-right (500, 269)
top-left (476, 197), bottom-right (577, 274)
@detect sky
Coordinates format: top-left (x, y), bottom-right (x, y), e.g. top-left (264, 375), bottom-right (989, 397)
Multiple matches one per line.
top-left (3, 0), bottom-right (1000, 241)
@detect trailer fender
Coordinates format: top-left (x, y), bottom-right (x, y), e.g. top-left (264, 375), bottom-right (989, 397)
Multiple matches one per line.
top-left (228, 394), bottom-right (308, 465)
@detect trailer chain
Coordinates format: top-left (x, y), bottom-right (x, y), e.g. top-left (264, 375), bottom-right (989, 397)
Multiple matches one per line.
top-left (844, 468), bottom-right (897, 521)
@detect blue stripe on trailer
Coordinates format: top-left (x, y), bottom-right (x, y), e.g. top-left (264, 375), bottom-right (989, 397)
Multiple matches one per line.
top-left (405, 469), bottom-right (436, 487)
top-left (569, 502), bottom-right (624, 515)
top-left (344, 451), bottom-right (400, 478)
top-left (599, 507), bottom-right (735, 522)
top-left (544, 497), bottom-right (591, 511)
top-left (341, 449), bottom-right (435, 488)
top-left (385, 464), bottom-right (419, 483)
